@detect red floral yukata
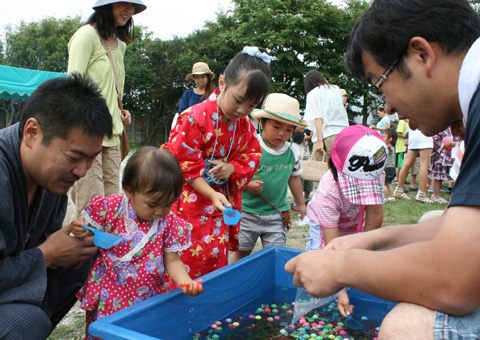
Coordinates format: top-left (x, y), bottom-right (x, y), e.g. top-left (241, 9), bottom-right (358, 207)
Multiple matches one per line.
top-left (162, 90), bottom-right (261, 280)
top-left (76, 195), bottom-right (192, 339)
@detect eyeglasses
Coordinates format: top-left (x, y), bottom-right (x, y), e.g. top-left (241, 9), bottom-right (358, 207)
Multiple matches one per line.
top-left (373, 58), bottom-right (399, 92)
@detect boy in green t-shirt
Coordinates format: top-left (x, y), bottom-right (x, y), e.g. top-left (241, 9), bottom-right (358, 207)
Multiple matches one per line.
top-left (230, 94), bottom-right (309, 262)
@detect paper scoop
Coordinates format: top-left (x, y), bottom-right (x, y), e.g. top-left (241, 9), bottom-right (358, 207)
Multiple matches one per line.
top-left (83, 225), bottom-right (123, 249)
top-left (223, 206), bottom-right (242, 225)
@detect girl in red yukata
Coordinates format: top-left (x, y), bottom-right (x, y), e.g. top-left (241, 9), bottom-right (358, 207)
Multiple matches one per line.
top-left (71, 147), bottom-right (203, 340)
top-left (162, 46), bottom-right (271, 281)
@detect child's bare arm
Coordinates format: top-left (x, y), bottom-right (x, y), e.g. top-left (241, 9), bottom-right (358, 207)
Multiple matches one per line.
top-left (364, 205), bottom-right (384, 231)
top-left (164, 251), bottom-right (204, 296)
top-left (70, 218), bottom-right (94, 239)
top-left (191, 177), bottom-right (231, 212)
top-left (288, 175), bottom-right (306, 219)
top-left (246, 179), bottom-right (263, 195)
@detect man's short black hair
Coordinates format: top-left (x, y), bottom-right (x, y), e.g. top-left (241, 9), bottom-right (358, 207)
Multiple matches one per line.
top-left (19, 73), bottom-right (113, 145)
top-left (346, 0), bottom-right (480, 82)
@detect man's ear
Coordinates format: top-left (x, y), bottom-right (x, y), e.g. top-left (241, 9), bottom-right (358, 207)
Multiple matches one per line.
top-left (23, 118), bottom-right (41, 148)
top-left (407, 36), bottom-right (436, 77)
top-left (218, 75), bottom-right (226, 91)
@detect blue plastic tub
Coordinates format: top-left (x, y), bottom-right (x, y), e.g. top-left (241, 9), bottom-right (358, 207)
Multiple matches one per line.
top-left (89, 246), bottom-right (396, 340)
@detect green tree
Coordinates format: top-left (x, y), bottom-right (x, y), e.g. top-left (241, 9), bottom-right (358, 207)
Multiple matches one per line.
top-left (3, 16), bottom-right (82, 71)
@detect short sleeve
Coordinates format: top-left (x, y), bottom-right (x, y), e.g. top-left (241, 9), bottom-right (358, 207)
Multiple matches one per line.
top-left (81, 196), bottom-right (123, 233)
top-left (163, 214), bottom-right (193, 252)
top-left (306, 172), bottom-right (341, 228)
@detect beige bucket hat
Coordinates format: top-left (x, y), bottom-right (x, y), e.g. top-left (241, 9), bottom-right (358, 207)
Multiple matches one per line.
top-left (252, 93), bottom-right (310, 128)
top-left (185, 62), bottom-right (215, 80)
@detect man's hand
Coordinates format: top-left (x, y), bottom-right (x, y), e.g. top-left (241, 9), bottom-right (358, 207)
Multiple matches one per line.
top-left (38, 224), bottom-right (98, 268)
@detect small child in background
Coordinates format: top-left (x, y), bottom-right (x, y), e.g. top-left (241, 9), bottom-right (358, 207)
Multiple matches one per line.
top-left (428, 127), bottom-right (457, 203)
top-left (291, 125), bottom-right (313, 210)
top-left (71, 148), bottom-right (203, 339)
top-left (395, 113), bottom-right (409, 182)
top-left (382, 128), bottom-right (398, 202)
top-left (230, 94), bottom-right (309, 262)
top-left (305, 125), bottom-right (385, 317)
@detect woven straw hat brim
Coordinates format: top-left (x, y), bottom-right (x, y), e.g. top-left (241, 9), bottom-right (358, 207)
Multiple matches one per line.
top-left (252, 109), bottom-right (310, 128)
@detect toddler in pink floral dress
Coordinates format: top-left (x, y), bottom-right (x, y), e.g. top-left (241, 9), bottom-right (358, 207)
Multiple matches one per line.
top-left (71, 147), bottom-right (203, 339)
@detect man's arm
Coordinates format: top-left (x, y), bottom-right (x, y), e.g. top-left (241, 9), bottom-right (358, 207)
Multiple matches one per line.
top-left (286, 206), bottom-right (480, 315)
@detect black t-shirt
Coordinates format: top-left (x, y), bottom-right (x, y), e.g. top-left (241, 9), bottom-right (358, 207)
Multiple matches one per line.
top-left (449, 84), bottom-right (480, 208)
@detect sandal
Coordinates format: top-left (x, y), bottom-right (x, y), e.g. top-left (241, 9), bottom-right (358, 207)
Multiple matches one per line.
top-left (394, 187), bottom-right (411, 200)
top-left (430, 194), bottom-right (448, 204)
top-left (384, 197), bottom-right (396, 203)
top-left (415, 191), bottom-right (434, 203)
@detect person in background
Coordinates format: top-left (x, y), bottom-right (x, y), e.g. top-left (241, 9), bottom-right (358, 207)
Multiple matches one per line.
top-left (395, 129), bottom-right (433, 202)
top-left (305, 125), bottom-right (385, 317)
top-left (71, 148), bottom-right (203, 339)
top-left (286, 0), bottom-right (480, 338)
top-left (382, 128), bottom-right (398, 202)
top-left (171, 62), bottom-right (216, 130)
top-left (303, 70), bottom-right (349, 161)
top-left (162, 46), bottom-right (271, 280)
top-left (291, 124), bottom-right (313, 210)
top-left (232, 94), bottom-right (309, 262)
top-left (68, 0), bottom-right (147, 218)
top-left (428, 128), bottom-right (457, 204)
top-left (370, 107), bottom-right (390, 134)
top-left (395, 113), bottom-right (409, 182)
top-left (0, 74), bottom-right (113, 339)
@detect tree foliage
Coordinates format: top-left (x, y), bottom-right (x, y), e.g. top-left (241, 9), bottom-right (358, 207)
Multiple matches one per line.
top-left (0, 1), bottom-right (372, 142)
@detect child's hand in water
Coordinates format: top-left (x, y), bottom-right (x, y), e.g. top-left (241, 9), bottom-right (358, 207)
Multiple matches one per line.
top-left (179, 279), bottom-right (204, 296)
top-left (337, 290), bottom-right (354, 317)
top-left (70, 219), bottom-right (93, 239)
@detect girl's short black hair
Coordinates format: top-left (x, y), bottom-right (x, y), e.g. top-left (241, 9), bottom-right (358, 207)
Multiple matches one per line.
top-left (223, 48), bottom-right (271, 105)
top-left (122, 147), bottom-right (183, 201)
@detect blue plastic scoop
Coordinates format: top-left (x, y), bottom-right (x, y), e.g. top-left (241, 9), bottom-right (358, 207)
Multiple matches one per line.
top-left (83, 225), bottom-right (123, 249)
top-left (223, 206), bottom-right (242, 225)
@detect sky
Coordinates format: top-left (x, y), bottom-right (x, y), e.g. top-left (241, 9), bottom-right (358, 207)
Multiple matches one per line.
top-left (0, 0), bottom-right (234, 41)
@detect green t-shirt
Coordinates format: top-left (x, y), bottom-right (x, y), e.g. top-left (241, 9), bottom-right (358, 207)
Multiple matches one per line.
top-left (396, 119), bottom-right (409, 153)
top-left (242, 139), bottom-right (298, 215)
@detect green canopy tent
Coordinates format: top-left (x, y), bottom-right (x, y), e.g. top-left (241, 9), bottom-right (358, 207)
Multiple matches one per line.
top-left (0, 64), bottom-right (66, 126)
top-left (0, 64), bottom-right (66, 101)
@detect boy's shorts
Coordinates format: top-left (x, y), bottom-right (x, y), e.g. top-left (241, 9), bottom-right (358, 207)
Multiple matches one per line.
top-left (434, 307), bottom-right (480, 339)
top-left (238, 211), bottom-right (287, 251)
top-left (410, 156), bottom-right (420, 176)
top-left (395, 152), bottom-right (404, 168)
top-left (385, 167), bottom-right (396, 185)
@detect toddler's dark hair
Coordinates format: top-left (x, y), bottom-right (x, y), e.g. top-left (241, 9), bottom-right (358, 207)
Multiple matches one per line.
top-left (223, 47), bottom-right (271, 105)
top-left (383, 128), bottom-right (398, 147)
top-left (122, 147), bottom-right (183, 201)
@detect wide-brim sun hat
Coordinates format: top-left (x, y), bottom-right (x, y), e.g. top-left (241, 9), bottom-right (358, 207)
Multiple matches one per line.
top-left (185, 62), bottom-right (215, 80)
top-left (93, 0), bottom-right (147, 15)
top-left (331, 125), bottom-right (387, 205)
top-left (251, 93), bottom-right (310, 128)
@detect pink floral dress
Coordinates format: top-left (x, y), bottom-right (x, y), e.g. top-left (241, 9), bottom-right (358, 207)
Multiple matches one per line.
top-left (162, 90), bottom-right (261, 280)
top-left (76, 195), bottom-right (192, 339)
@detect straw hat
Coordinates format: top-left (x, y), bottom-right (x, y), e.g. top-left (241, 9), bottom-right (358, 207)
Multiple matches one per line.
top-left (252, 93), bottom-right (310, 128)
top-left (340, 88), bottom-right (348, 97)
top-left (93, 0), bottom-right (147, 15)
top-left (185, 62), bottom-right (215, 80)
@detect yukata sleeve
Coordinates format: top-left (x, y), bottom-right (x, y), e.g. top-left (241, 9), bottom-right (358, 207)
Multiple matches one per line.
top-left (163, 113), bottom-right (207, 182)
top-left (228, 121), bottom-right (262, 190)
top-left (81, 196), bottom-right (112, 232)
top-left (163, 215), bottom-right (193, 253)
top-left (432, 131), bottom-right (444, 153)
